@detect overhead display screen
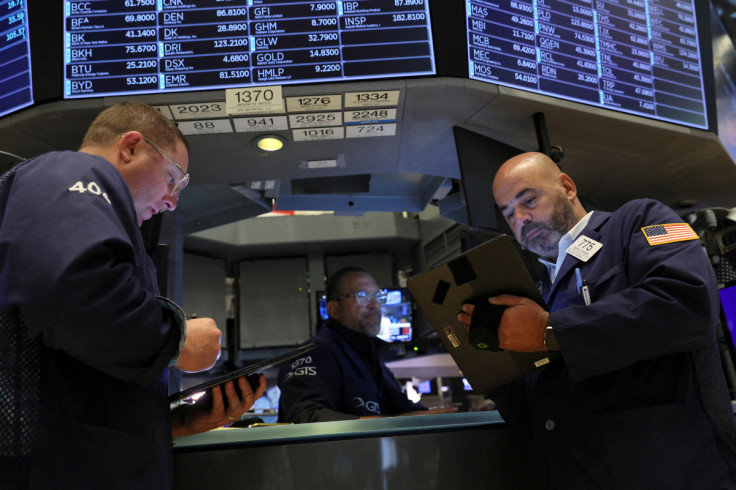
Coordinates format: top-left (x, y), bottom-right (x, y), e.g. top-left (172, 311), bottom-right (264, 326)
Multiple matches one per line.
top-left (1, 0), bottom-right (33, 118)
top-left (466, 0), bottom-right (710, 130)
top-left (63, 0), bottom-right (435, 98)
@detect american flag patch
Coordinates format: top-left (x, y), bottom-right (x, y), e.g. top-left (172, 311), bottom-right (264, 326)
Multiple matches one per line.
top-left (641, 223), bottom-right (698, 246)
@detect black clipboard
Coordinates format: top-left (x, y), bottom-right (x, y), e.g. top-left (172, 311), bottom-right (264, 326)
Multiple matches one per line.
top-left (407, 235), bottom-right (559, 394)
top-left (169, 343), bottom-right (316, 405)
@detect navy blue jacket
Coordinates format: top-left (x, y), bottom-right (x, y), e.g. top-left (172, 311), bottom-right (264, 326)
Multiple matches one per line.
top-left (277, 319), bottom-right (425, 423)
top-left (499, 199), bottom-right (736, 489)
top-left (0, 152), bottom-right (182, 489)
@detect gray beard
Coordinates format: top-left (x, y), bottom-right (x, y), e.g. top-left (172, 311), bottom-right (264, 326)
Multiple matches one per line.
top-left (521, 193), bottom-right (576, 260)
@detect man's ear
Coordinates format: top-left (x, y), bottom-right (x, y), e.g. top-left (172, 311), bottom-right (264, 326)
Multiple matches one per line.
top-left (558, 173), bottom-right (577, 200)
top-left (119, 131), bottom-right (144, 164)
top-left (326, 300), bottom-right (341, 321)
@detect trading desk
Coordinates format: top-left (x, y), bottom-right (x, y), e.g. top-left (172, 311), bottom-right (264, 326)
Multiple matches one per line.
top-left (173, 411), bottom-right (542, 489)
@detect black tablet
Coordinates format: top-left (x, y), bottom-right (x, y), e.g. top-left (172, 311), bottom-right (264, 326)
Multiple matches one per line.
top-left (169, 343), bottom-right (316, 405)
top-left (408, 235), bottom-right (558, 394)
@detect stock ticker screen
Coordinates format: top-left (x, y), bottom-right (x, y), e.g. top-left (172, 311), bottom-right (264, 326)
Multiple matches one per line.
top-left (1, 0), bottom-right (33, 118)
top-left (63, 0), bottom-right (435, 98)
top-left (466, 0), bottom-right (710, 130)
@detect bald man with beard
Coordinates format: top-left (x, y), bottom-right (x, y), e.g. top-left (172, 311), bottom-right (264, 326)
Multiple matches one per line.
top-left (459, 152), bottom-right (736, 489)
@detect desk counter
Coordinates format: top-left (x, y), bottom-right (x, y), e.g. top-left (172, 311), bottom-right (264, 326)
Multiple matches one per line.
top-left (173, 411), bottom-right (542, 489)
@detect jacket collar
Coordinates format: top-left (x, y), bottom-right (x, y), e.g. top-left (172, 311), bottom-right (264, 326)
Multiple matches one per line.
top-left (544, 210), bottom-right (611, 301)
top-left (324, 318), bottom-right (388, 360)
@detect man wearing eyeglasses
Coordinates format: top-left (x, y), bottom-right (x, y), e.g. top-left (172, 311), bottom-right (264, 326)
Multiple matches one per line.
top-left (0, 102), bottom-right (265, 489)
top-left (277, 266), bottom-right (457, 423)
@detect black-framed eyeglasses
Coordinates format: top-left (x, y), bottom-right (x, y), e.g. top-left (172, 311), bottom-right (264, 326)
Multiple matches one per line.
top-left (336, 289), bottom-right (387, 306)
top-left (121, 133), bottom-right (190, 195)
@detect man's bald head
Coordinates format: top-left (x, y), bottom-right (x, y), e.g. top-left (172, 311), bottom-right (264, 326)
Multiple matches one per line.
top-left (493, 152), bottom-right (563, 197)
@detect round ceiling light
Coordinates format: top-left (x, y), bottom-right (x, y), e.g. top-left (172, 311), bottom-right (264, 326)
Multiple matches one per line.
top-left (253, 134), bottom-right (286, 151)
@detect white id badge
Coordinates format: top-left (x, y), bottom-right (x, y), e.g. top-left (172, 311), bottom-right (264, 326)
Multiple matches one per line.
top-left (566, 235), bottom-right (603, 262)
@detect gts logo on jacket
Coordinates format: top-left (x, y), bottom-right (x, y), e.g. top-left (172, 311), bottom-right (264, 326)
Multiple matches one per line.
top-left (352, 397), bottom-right (381, 414)
top-left (283, 365), bottom-right (317, 382)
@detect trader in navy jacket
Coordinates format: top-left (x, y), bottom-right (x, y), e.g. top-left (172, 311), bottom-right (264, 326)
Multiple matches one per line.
top-left (0, 102), bottom-right (266, 490)
top-left (278, 267), bottom-right (455, 423)
top-left (459, 152), bottom-right (736, 489)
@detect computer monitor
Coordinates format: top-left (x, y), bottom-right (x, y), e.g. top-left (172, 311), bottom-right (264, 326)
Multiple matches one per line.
top-left (717, 283), bottom-right (736, 362)
top-left (465, 0), bottom-right (715, 131)
top-left (453, 126), bottom-right (523, 234)
top-left (316, 287), bottom-right (413, 343)
top-left (61, 1), bottom-right (436, 98)
top-left (0, 0), bottom-right (33, 118)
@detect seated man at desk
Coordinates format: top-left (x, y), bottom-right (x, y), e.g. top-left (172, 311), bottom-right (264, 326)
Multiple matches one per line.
top-left (278, 267), bottom-right (454, 423)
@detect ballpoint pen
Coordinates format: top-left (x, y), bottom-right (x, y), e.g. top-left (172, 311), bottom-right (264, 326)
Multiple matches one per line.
top-left (582, 280), bottom-right (591, 306)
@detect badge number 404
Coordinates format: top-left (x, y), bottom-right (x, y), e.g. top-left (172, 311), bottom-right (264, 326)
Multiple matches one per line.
top-left (69, 181), bottom-right (111, 205)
